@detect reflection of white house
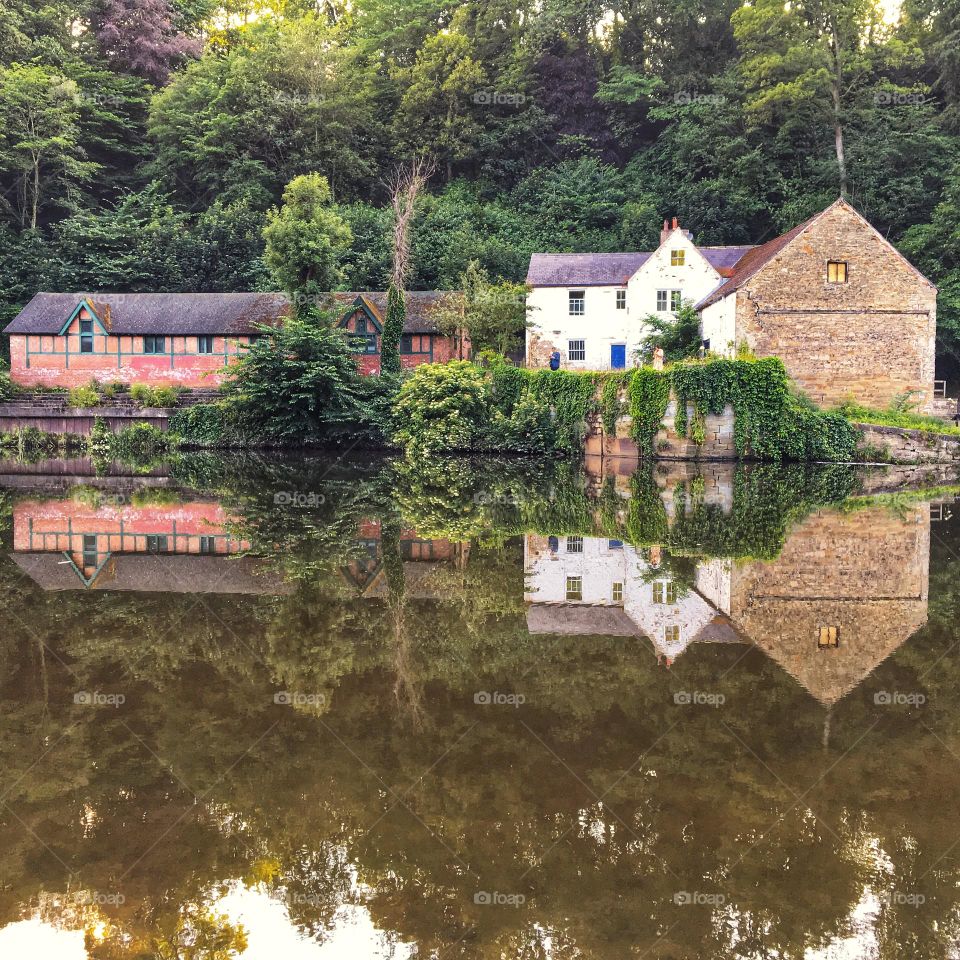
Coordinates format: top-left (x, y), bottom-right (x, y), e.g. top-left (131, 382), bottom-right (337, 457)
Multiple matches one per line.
top-left (525, 220), bottom-right (754, 371)
top-left (523, 534), bottom-right (738, 662)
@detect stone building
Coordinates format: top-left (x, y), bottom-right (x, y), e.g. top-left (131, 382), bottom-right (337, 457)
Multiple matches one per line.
top-left (698, 198), bottom-right (938, 412)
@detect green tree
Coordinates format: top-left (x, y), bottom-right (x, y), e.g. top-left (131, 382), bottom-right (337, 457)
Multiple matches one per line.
top-left (636, 301), bottom-right (703, 364)
top-left (0, 63), bottom-right (97, 229)
top-left (381, 285), bottom-right (405, 376)
top-left (262, 173), bottom-right (352, 300)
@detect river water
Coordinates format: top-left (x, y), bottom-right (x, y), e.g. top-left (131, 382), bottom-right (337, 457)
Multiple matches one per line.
top-left (0, 452), bottom-right (957, 959)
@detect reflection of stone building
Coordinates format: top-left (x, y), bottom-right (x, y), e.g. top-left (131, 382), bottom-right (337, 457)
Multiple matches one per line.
top-left (11, 496), bottom-right (289, 594)
top-left (718, 506), bottom-right (930, 705)
top-left (525, 505), bottom-right (930, 700)
top-left (340, 520), bottom-right (469, 600)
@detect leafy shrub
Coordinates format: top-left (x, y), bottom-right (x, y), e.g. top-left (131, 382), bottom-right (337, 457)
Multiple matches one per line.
top-left (0, 369), bottom-right (15, 402)
top-left (836, 399), bottom-right (960, 436)
top-left (68, 382), bottom-right (101, 408)
top-left (129, 384), bottom-right (180, 408)
top-left (169, 402), bottom-right (235, 447)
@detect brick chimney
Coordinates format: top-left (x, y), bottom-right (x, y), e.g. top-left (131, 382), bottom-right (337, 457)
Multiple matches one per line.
top-left (660, 218), bottom-right (672, 245)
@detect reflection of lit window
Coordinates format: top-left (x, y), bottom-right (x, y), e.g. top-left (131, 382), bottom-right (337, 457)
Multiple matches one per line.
top-left (818, 625), bottom-right (839, 648)
top-left (652, 581), bottom-right (677, 604)
top-left (566, 537), bottom-right (583, 553)
top-left (612, 582), bottom-right (623, 602)
top-left (664, 625), bottom-right (681, 644)
top-left (566, 576), bottom-right (583, 601)
top-left (827, 261), bottom-right (847, 283)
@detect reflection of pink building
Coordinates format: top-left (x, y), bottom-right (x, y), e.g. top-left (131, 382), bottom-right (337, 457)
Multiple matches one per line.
top-left (11, 497), bottom-right (288, 594)
top-left (6, 293), bottom-right (288, 389)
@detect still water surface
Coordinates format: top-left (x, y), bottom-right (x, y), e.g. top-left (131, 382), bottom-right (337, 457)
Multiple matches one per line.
top-left (0, 452), bottom-right (958, 959)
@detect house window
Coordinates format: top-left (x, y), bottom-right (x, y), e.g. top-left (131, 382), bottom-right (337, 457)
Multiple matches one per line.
top-left (616, 290), bottom-right (626, 310)
top-left (356, 315), bottom-right (369, 334)
top-left (566, 576), bottom-right (583, 601)
top-left (400, 335), bottom-right (431, 355)
top-left (197, 335), bottom-right (214, 354)
top-left (401, 539), bottom-right (435, 560)
top-left (568, 339), bottom-right (586, 362)
top-left (671, 290), bottom-right (682, 312)
top-left (827, 261), bottom-right (848, 283)
top-left (199, 536), bottom-right (216, 555)
top-left (818, 626), bottom-right (840, 648)
top-left (657, 290), bottom-right (669, 312)
top-left (82, 534), bottom-right (98, 569)
top-left (652, 581), bottom-right (677, 604)
top-left (145, 535), bottom-right (168, 555)
top-left (612, 582), bottom-right (624, 603)
top-left (671, 249), bottom-right (685, 266)
top-left (143, 336), bottom-right (166, 354)
top-left (664, 625), bottom-right (681, 645)
top-left (568, 290), bottom-right (585, 316)
top-left (79, 319), bottom-right (94, 354)
top-left (608, 539), bottom-right (623, 550)
top-left (566, 536), bottom-right (583, 553)
top-left (350, 333), bottom-right (378, 354)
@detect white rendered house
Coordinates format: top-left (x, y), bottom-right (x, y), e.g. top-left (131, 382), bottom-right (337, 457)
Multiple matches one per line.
top-left (525, 219), bottom-right (754, 370)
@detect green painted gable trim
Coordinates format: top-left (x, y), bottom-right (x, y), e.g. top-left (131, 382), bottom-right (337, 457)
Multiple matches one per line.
top-left (58, 299), bottom-right (110, 337)
top-left (336, 296), bottom-right (383, 333)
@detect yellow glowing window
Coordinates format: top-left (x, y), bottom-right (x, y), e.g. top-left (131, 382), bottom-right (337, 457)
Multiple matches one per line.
top-left (671, 249), bottom-right (685, 266)
top-left (827, 261), bottom-right (847, 283)
top-left (612, 582), bottom-right (624, 602)
top-left (818, 625), bottom-right (839, 648)
top-left (664, 625), bottom-right (681, 644)
top-left (652, 581), bottom-right (676, 604)
top-left (566, 576), bottom-right (583, 601)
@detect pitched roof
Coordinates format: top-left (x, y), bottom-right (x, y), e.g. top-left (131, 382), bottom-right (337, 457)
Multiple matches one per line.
top-left (4, 293), bottom-right (292, 336)
top-left (329, 291), bottom-right (460, 334)
top-left (526, 247), bottom-right (755, 287)
top-left (5, 291), bottom-right (462, 337)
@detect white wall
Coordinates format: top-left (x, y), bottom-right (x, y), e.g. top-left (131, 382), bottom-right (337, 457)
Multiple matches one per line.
top-left (526, 228), bottom-right (727, 370)
top-left (700, 296), bottom-right (736, 357)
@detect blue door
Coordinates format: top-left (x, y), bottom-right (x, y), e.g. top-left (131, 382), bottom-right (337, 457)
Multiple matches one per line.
top-left (611, 344), bottom-right (626, 369)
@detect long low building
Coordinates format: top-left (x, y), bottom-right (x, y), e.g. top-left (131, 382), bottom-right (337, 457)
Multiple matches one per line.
top-left (3, 290), bottom-right (467, 388)
top-left (525, 198), bottom-right (937, 411)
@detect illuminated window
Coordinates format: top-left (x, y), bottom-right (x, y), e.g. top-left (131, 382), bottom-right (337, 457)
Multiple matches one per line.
top-left (568, 290), bottom-right (585, 315)
top-left (568, 339), bottom-right (586, 361)
top-left (671, 249), bottom-right (685, 266)
top-left (566, 576), bottom-right (583, 601)
top-left (616, 290), bottom-right (626, 310)
top-left (818, 626), bottom-right (840, 648)
top-left (827, 261), bottom-right (848, 283)
top-left (566, 536), bottom-right (583, 553)
top-left (612, 582), bottom-right (624, 602)
top-left (653, 581), bottom-right (677, 604)
top-left (664, 625), bottom-right (681, 644)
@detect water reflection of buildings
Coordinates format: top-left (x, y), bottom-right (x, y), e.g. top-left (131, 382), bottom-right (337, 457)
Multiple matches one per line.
top-left (525, 505), bottom-right (930, 704)
top-left (11, 496), bottom-right (290, 595)
top-left (340, 520), bottom-right (468, 599)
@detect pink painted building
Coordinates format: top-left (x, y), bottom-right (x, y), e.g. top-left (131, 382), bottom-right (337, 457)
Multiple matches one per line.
top-left (5, 290), bottom-right (468, 389)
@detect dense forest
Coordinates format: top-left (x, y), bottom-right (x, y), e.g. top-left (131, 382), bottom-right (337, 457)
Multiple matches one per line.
top-left (3, 0), bottom-right (960, 367)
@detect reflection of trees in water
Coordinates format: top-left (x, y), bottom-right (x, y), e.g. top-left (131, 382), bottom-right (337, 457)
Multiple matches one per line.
top-left (0, 457), bottom-right (956, 957)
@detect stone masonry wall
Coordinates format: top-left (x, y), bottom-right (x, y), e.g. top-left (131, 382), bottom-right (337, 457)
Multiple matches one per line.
top-left (733, 202), bottom-right (937, 412)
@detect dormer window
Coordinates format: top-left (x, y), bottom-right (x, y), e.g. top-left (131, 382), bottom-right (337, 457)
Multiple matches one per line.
top-left (671, 249), bottom-right (685, 266)
top-left (79, 318), bottom-right (94, 354)
top-left (827, 261), bottom-right (847, 283)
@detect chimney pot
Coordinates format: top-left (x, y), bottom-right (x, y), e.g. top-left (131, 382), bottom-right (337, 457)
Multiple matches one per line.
top-left (672, 217), bottom-right (679, 229)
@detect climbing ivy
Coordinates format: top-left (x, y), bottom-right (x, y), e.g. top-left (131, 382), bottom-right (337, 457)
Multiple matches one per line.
top-left (628, 368), bottom-right (671, 454)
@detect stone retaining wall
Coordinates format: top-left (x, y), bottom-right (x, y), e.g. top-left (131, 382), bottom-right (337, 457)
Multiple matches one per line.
top-left (855, 423), bottom-right (960, 465)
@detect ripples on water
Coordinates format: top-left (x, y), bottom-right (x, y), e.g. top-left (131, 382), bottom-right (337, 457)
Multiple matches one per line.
top-left (0, 452), bottom-right (958, 959)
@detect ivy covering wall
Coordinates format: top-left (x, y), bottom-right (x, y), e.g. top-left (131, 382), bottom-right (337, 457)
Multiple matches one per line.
top-left (392, 356), bottom-right (861, 462)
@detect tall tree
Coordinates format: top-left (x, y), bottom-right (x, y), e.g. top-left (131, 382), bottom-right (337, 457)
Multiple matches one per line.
top-left (0, 64), bottom-right (96, 230)
top-left (262, 173), bottom-right (352, 301)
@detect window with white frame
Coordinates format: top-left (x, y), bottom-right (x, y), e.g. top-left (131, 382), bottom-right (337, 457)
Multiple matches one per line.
top-left (657, 290), bottom-right (669, 312)
top-left (612, 582), bottom-right (624, 603)
top-left (616, 290), bottom-right (626, 310)
top-left (566, 576), bottom-right (583, 601)
top-left (566, 536), bottom-right (584, 553)
top-left (652, 581), bottom-right (677, 604)
top-left (568, 339), bottom-right (586, 362)
top-left (568, 290), bottom-right (585, 315)
top-left (671, 290), bottom-right (682, 311)
top-left (664, 624), bottom-right (681, 645)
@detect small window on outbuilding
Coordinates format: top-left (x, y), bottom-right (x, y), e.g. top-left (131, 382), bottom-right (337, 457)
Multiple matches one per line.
top-left (199, 536), bottom-right (216, 554)
top-left (82, 534), bottom-right (98, 569)
top-left (818, 625), bottom-right (840, 648)
top-left (197, 335), bottom-right (214, 354)
top-left (146, 535), bottom-right (168, 555)
top-left (827, 261), bottom-right (848, 283)
top-left (80, 319), bottom-right (94, 354)
top-left (143, 336), bottom-right (166, 354)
